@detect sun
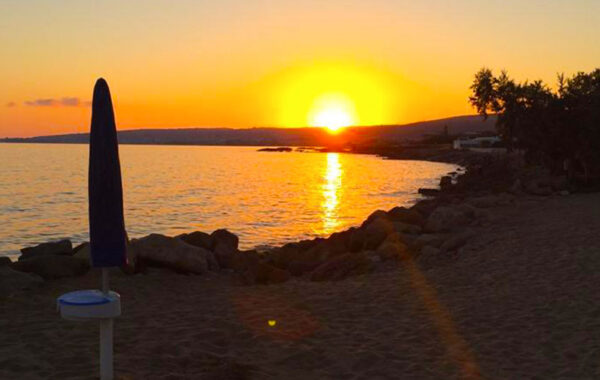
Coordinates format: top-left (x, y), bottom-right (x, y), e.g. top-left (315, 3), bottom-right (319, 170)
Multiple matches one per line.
top-left (308, 92), bottom-right (356, 133)
top-left (313, 108), bottom-right (352, 132)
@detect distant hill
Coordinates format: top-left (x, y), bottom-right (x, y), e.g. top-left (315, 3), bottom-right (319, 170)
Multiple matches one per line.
top-left (1, 115), bottom-right (496, 146)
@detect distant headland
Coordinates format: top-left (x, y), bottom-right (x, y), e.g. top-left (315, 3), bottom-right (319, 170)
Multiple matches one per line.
top-left (1, 115), bottom-right (495, 147)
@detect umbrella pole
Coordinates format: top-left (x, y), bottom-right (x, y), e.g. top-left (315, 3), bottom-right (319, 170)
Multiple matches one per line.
top-left (100, 268), bottom-right (114, 380)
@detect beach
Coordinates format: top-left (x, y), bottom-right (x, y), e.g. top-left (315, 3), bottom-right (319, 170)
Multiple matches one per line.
top-left (3, 191), bottom-right (600, 379)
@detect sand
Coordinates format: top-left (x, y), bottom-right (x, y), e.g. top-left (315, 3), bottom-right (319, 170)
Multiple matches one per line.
top-left (3, 193), bottom-right (600, 379)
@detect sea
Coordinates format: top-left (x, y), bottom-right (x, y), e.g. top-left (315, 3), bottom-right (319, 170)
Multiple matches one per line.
top-left (0, 143), bottom-right (457, 258)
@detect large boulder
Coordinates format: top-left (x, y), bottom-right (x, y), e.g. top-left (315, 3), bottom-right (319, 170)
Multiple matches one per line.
top-left (362, 217), bottom-right (396, 250)
top-left (410, 199), bottom-right (440, 218)
top-left (376, 233), bottom-right (411, 261)
top-left (393, 222), bottom-right (422, 235)
top-left (287, 259), bottom-right (322, 276)
top-left (388, 206), bottom-right (425, 226)
top-left (348, 229), bottom-right (367, 252)
top-left (233, 250), bottom-right (290, 285)
top-left (72, 242), bottom-right (90, 262)
top-left (211, 229), bottom-right (239, 269)
top-left (268, 237), bottom-right (329, 274)
top-left (362, 210), bottom-right (389, 227)
top-left (299, 230), bottom-right (353, 264)
top-left (19, 239), bottom-right (73, 261)
top-left (129, 234), bottom-right (216, 274)
top-left (178, 231), bottom-right (213, 250)
top-left (0, 266), bottom-right (44, 295)
top-left (0, 256), bottom-right (12, 266)
top-left (310, 252), bottom-right (372, 282)
top-left (439, 176), bottom-right (453, 191)
top-left (11, 255), bottom-right (89, 280)
top-left (243, 262), bottom-right (290, 285)
top-left (418, 188), bottom-right (440, 197)
top-left (413, 233), bottom-right (448, 249)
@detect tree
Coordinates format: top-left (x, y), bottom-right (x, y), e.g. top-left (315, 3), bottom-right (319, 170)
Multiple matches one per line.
top-left (469, 67), bottom-right (600, 183)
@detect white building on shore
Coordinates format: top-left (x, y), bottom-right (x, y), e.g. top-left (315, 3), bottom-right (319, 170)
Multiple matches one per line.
top-left (453, 136), bottom-right (502, 150)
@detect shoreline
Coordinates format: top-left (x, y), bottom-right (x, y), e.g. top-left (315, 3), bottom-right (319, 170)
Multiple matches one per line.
top-left (1, 148), bottom-right (517, 281)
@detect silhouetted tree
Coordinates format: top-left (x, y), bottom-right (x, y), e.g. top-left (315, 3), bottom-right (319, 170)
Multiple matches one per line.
top-left (470, 68), bottom-right (600, 183)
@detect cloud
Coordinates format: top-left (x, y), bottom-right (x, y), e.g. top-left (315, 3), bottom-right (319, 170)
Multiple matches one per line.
top-left (25, 98), bottom-right (58, 107)
top-left (6, 102), bottom-right (16, 107)
top-left (60, 97), bottom-right (81, 106)
top-left (24, 97), bottom-right (90, 107)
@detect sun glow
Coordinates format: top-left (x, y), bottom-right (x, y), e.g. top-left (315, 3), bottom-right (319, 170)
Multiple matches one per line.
top-left (274, 63), bottom-right (394, 129)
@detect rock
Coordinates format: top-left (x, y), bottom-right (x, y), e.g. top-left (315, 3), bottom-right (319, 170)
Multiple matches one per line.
top-left (0, 256), bottom-right (12, 266)
top-left (410, 199), bottom-right (440, 218)
top-left (363, 218), bottom-right (395, 250)
top-left (268, 238), bottom-right (322, 269)
top-left (129, 234), bottom-right (215, 274)
top-left (178, 231), bottom-right (213, 250)
top-left (210, 229), bottom-right (239, 250)
top-left (310, 252), bottom-right (372, 282)
top-left (287, 260), bottom-right (322, 276)
top-left (72, 242), bottom-right (90, 262)
top-left (268, 245), bottom-right (299, 269)
top-left (413, 233), bottom-right (448, 249)
top-left (559, 190), bottom-right (570, 196)
top-left (439, 176), bottom-right (453, 191)
top-left (376, 233), bottom-right (410, 261)
top-left (233, 251), bottom-right (290, 285)
top-left (440, 229), bottom-right (475, 252)
top-left (301, 230), bottom-right (353, 263)
top-left (11, 255), bottom-right (89, 280)
top-left (467, 195), bottom-right (502, 208)
top-left (211, 229), bottom-right (239, 269)
top-left (325, 230), bottom-right (354, 255)
top-left (387, 207), bottom-right (425, 226)
top-left (393, 222), bottom-right (422, 235)
top-left (254, 263), bottom-right (291, 284)
top-left (348, 229), bottom-right (367, 252)
top-left (362, 210), bottom-right (389, 226)
top-left (19, 239), bottom-right (73, 261)
top-left (425, 205), bottom-right (475, 232)
top-left (418, 188), bottom-right (440, 196)
top-left (0, 266), bottom-right (44, 294)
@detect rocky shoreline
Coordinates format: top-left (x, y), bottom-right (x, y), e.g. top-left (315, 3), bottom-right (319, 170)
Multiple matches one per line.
top-left (0, 150), bottom-right (572, 295)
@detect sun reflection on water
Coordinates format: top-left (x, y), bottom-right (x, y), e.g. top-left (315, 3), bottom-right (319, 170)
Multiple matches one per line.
top-left (321, 153), bottom-right (343, 234)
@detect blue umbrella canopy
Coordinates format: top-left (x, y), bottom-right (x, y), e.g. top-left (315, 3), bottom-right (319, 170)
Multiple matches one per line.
top-left (88, 78), bottom-right (127, 267)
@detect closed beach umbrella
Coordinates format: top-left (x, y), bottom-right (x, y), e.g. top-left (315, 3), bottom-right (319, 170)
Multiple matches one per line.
top-left (89, 78), bottom-right (127, 268)
top-left (56, 78), bottom-right (125, 380)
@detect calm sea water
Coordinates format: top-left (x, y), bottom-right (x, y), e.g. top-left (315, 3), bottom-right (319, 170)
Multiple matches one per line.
top-left (0, 144), bottom-right (456, 257)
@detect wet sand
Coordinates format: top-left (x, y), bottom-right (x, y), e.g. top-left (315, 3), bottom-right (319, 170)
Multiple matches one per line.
top-left (3, 193), bottom-right (600, 379)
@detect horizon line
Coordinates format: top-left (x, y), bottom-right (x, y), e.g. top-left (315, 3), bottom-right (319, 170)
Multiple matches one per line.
top-left (2, 113), bottom-right (490, 140)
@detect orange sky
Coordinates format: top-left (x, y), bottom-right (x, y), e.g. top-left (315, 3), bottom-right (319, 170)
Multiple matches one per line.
top-left (1, 0), bottom-right (599, 137)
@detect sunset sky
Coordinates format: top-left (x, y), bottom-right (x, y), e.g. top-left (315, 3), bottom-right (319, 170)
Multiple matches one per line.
top-left (1, 0), bottom-right (599, 137)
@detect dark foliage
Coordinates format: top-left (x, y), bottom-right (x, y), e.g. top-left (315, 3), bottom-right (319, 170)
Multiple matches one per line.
top-left (470, 68), bottom-right (600, 182)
